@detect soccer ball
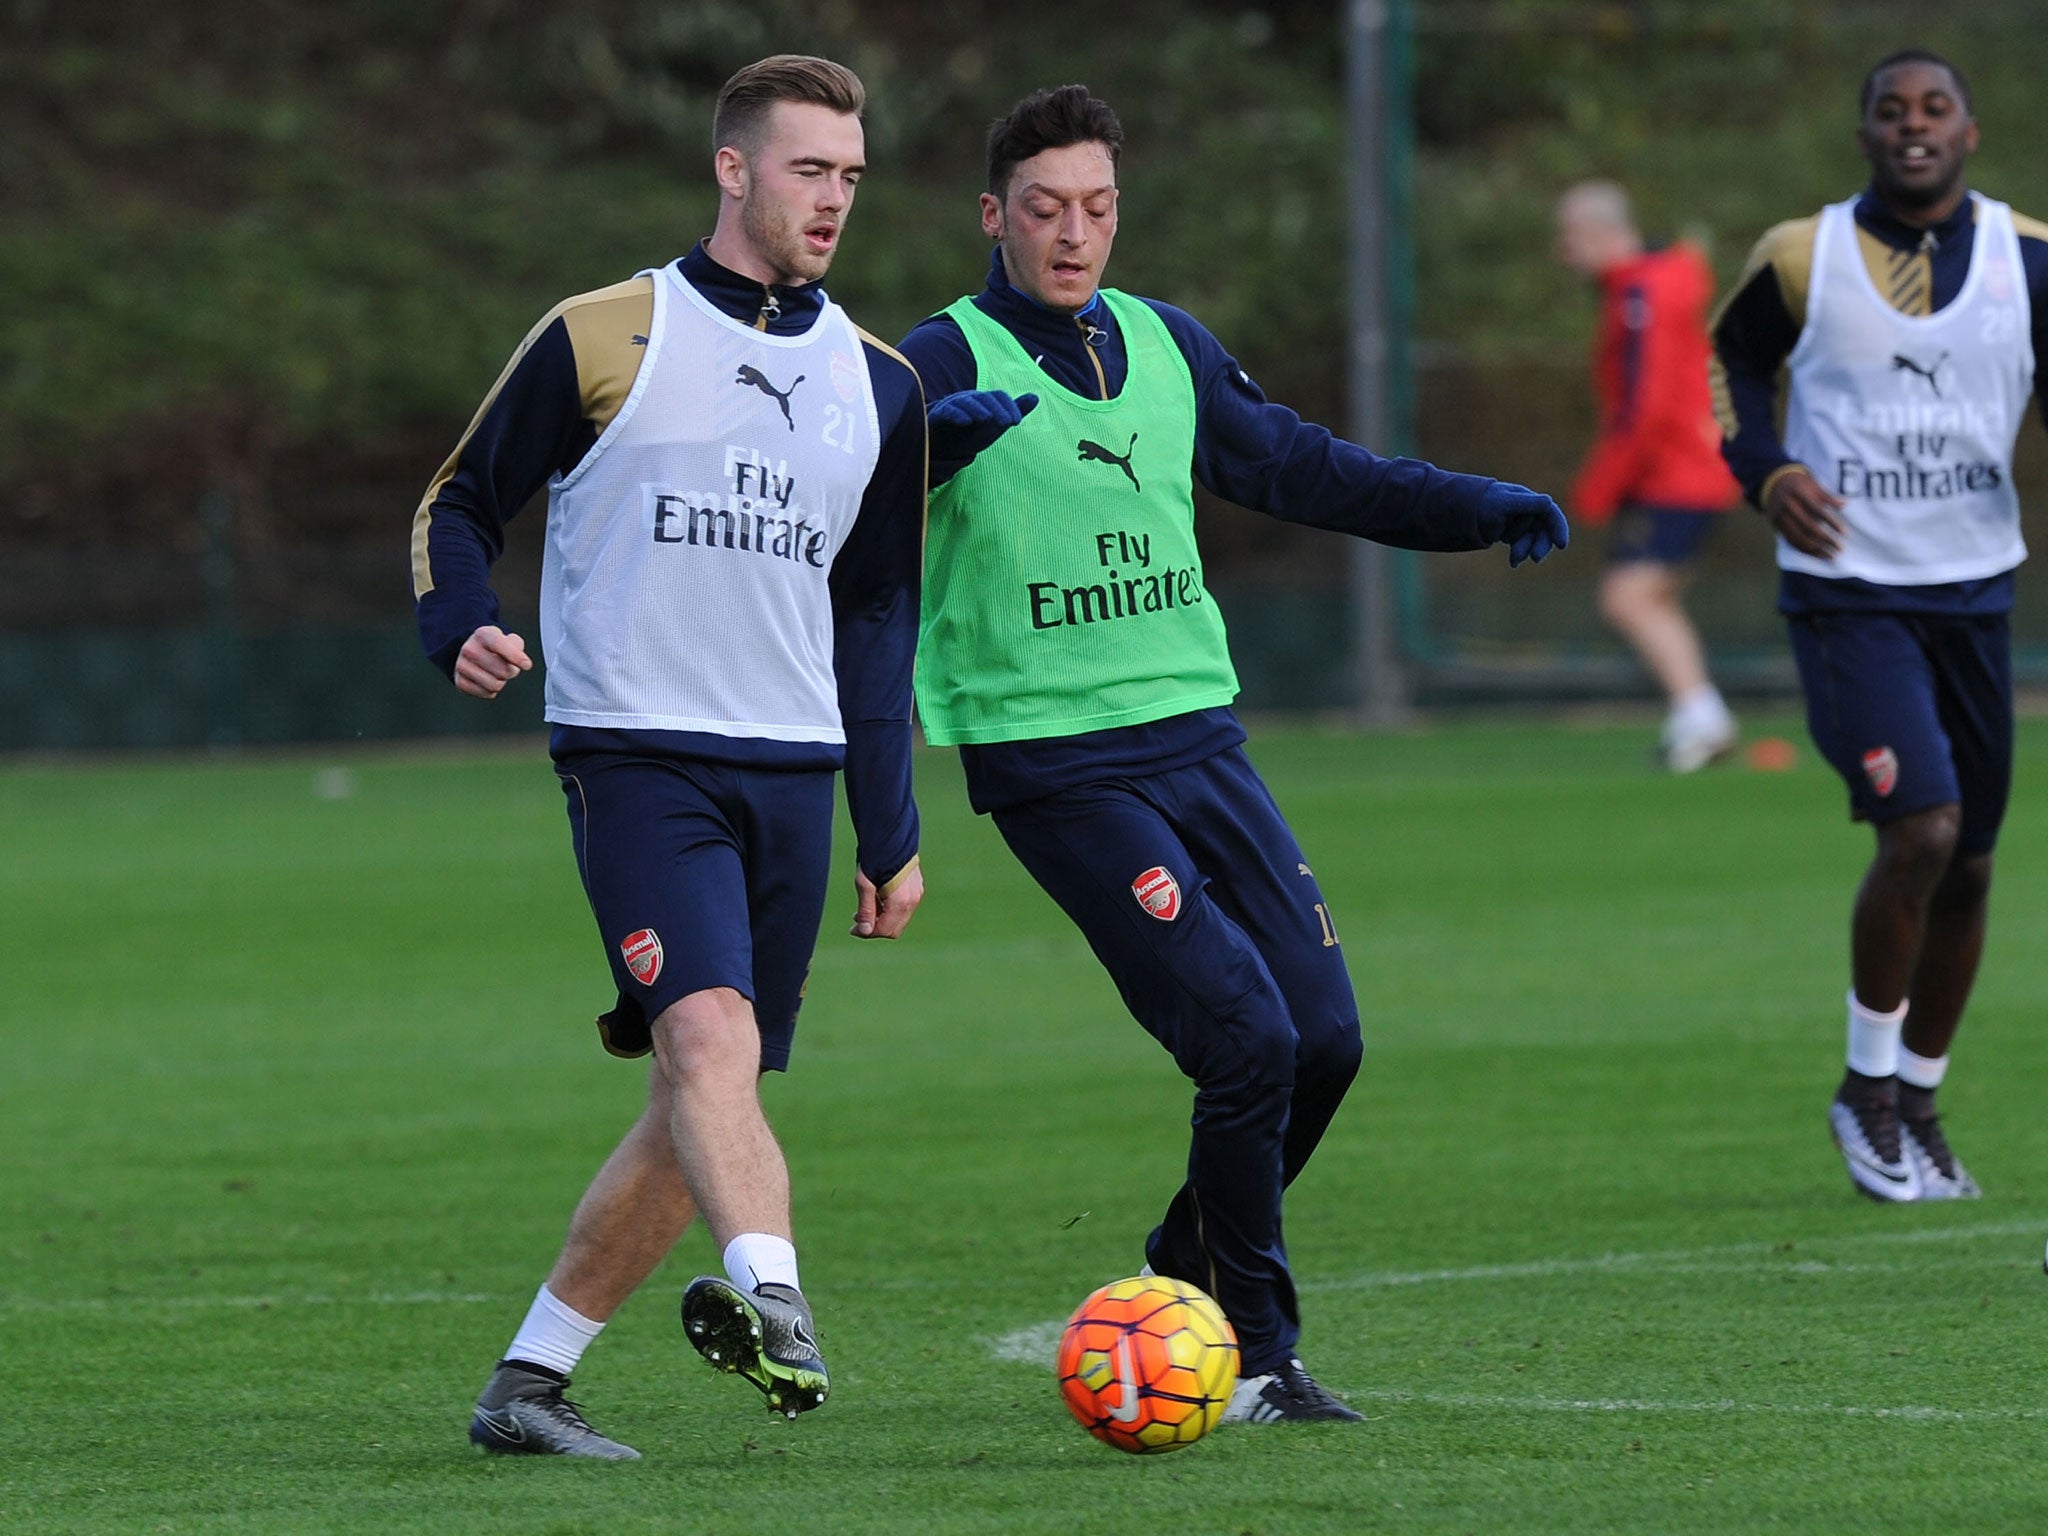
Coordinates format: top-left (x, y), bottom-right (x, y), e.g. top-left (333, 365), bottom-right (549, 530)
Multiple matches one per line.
top-left (1056, 1275), bottom-right (1239, 1453)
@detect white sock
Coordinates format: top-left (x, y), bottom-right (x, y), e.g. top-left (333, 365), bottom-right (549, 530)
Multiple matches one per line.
top-left (723, 1232), bottom-right (800, 1294)
top-left (1897, 1045), bottom-right (1949, 1090)
top-left (1846, 990), bottom-right (1907, 1078)
top-left (1672, 684), bottom-right (1732, 732)
top-left (505, 1284), bottom-right (604, 1377)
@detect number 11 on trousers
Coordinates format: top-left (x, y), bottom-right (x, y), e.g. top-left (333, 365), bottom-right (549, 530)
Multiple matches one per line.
top-left (1313, 902), bottom-right (1340, 948)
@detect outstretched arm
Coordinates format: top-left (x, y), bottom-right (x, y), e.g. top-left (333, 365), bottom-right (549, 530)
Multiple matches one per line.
top-left (1146, 300), bottom-right (1565, 563)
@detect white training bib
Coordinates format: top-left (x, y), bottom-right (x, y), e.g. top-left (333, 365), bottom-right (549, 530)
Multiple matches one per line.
top-left (1780, 194), bottom-right (2032, 585)
top-left (540, 263), bottom-right (883, 740)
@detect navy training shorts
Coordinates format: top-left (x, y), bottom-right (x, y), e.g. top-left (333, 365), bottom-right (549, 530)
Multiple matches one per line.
top-left (1787, 609), bottom-right (2012, 855)
top-left (555, 750), bottom-right (836, 1071)
top-left (1605, 505), bottom-right (1721, 568)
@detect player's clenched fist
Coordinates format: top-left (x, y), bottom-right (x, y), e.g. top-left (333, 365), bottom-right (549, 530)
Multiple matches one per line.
top-left (851, 859), bottom-right (924, 940)
top-left (454, 625), bottom-right (533, 699)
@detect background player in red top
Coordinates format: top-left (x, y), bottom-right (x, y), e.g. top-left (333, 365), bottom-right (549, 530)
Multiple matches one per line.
top-left (1556, 180), bottom-right (1744, 771)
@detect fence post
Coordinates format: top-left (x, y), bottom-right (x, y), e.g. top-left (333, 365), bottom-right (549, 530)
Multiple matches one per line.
top-left (1345, 0), bottom-right (1416, 725)
top-left (199, 488), bottom-right (244, 747)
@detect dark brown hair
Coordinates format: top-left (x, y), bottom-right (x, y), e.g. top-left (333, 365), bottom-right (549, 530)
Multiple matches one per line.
top-left (986, 84), bottom-right (1123, 198)
top-left (713, 55), bottom-right (865, 158)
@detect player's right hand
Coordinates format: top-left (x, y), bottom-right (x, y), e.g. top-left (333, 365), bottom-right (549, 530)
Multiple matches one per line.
top-left (851, 858), bottom-right (924, 940)
top-left (454, 625), bottom-right (533, 699)
top-left (927, 390), bottom-right (1039, 463)
top-left (1763, 468), bottom-right (1847, 560)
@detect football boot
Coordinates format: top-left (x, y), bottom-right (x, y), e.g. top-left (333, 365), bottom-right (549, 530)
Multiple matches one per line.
top-left (469, 1360), bottom-right (641, 1460)
top-left (1659, 703), bottom-right (1738, 774)
top-left (1829, 1092), bottom-right (1921, 1203)
top-left (1900, 1110), bottom-right (1981, 1200)
top-left (682, 1277), bottom-right (829, 1418)
top-left (1220, 1359), bottom-right (1362, 1424)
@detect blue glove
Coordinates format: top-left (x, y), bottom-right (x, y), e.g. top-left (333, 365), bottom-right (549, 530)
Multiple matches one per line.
top-left (927, 389), bottom-right (1040, 463)
top-left (1481, 482), bottom-right (1569, 568)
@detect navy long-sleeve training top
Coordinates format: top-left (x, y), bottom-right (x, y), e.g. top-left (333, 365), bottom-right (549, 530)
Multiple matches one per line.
top-left (411, 243), bottom-right (924, 882)
top-left (899, 246), bottom-right (1518, 812)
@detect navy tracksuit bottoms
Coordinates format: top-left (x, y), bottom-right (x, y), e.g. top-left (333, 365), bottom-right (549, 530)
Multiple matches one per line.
top-left (991, 744), bottom-right (1363, 1374)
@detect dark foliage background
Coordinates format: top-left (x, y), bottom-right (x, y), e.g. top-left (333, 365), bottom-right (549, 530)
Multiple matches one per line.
top-left (4, 1), bottom-right (2042, 719)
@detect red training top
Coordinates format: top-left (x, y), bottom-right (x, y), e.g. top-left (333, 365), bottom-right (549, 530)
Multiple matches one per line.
top-left (1570, 241), bottom-right (1740, 524)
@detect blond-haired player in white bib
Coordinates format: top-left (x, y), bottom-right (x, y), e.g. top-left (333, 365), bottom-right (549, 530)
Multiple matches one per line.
top-left (412, 56), bottom-right (927, 1455)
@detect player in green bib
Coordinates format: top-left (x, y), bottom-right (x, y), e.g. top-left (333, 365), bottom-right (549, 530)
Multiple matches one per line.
top-left (918, 288), bottom-right (1238, 744)
top-left (899, 85), bottom-right (1567, 1423)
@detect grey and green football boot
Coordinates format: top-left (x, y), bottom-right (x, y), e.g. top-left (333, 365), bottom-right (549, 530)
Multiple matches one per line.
top-left (681, 1277), bottom-right (829, 1418)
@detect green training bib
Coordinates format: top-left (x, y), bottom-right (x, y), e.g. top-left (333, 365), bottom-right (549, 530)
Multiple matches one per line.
top-left (915, 289), bottom-right (1239, 747)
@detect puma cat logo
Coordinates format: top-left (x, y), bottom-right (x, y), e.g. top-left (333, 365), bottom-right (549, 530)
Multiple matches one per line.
top-left (1077, 432), bottom-right (1140, 492)
top-left (1891, 351), bottom-right (1949, 397)
top-left (736, 364), bottom-right (805, 430)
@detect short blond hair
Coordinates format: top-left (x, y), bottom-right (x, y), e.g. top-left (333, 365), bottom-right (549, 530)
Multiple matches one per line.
top-left (713, 55), bottom-right (865, 158)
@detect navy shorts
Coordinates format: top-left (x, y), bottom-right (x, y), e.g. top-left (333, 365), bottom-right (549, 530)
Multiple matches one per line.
top-left (556, 751), bottom-right (836, 1071)
top-left (1787, 610), bottom-right (2012, 855)
top-left (1606, 505), bottom-right (1720, 567)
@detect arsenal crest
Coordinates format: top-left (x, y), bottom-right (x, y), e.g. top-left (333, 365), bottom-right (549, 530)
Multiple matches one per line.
top-left (1862, 746), bottom-right (1899, 799)
top-left (620, 928), bottom-right (664, 986)
top-left (830, 349), bottom-right (862, 403)
top-left (1132, 866), bottom-right (1181, 922)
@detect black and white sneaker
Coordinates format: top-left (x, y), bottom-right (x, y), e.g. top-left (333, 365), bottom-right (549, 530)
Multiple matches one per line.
top-left (1219, 1359), bottom-right (1363, 1424)
top-left (1829, 1093), bottom-right (1920, 1203)
top-left (1900, 1111), bottom-right (1981, 1200)
top-left (682, 1277), bottom-right (829, 1419)
top-left (468, 1361), bottom-right (641, 1460)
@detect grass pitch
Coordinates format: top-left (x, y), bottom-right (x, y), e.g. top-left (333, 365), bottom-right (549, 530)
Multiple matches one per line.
top-left (6, 719), bottom-right (2048, 1534)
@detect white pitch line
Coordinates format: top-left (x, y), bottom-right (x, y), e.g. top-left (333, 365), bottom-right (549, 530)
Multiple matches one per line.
top-left (0, 1289), bottom-right (503, 1319)
top-left (987, 1319), bottom-right (1064, 1366)
top-left (1323, 1257), bottom-right (1912, 1289)
top-left (980, 1327), bottom-right (2039, 1424)
top-left (1305, 1217), bottom-right (2048, 1292)
top-left (1359, 1388), bottom-right (2048, 1424)
top-left (984, 1334), bottom-right (2043, 1425)
top-left (987, 1217), bottom-right (2048, 1373)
